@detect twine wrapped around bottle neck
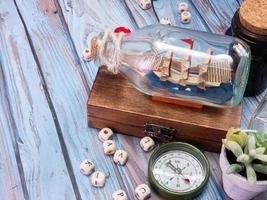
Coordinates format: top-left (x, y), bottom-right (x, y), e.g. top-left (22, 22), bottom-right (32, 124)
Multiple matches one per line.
top-left (98, 30), bottom-right (124, 74)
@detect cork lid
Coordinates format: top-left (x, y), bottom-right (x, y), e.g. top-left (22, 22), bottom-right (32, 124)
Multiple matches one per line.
top-left (239, 0), bottom-right (267, 35)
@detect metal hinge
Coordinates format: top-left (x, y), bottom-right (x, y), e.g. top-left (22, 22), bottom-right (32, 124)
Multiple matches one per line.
top-left (144, 123), bottom-right (176, 143)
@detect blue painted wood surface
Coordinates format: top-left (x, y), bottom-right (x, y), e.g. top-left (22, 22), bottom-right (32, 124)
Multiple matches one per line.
top-left (0, 69), bottom-right (26, 200)
top-left (0, 1), bottom-right (78, 200)
top-left (0, 0), bottom-right (266, 199)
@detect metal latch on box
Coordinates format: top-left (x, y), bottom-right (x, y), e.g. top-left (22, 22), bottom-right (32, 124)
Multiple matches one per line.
top-left (144, 123), bottom-right (176, 143)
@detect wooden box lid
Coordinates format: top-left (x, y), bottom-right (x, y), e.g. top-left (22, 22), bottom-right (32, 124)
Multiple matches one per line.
top-left (88, 67), bottom-right (242, 152)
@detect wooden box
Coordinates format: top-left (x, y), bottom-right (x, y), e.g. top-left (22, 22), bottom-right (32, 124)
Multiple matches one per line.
top-left (87, 67), bottom-right (242, 152)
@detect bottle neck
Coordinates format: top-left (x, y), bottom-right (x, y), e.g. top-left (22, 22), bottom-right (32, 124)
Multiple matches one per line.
top-left (93, 31), bottom-right (125, 74)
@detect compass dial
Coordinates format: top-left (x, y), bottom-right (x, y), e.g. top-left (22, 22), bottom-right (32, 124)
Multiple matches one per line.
top-left (152, 150), bottom-right (205, 193)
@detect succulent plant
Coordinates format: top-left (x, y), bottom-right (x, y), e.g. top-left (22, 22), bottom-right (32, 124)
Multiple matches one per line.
top-left (226, 128), bottom-right (247, 148)
top-left (255, 131), bottom-right (267, 155)
top-left (223, 129), bottom-right (267, 186)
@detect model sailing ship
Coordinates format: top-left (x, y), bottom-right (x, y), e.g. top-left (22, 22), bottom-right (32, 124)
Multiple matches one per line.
top-left (83, 25), bottom-right (250, 107)
top-left (152, 49), bottom-right (232, 90)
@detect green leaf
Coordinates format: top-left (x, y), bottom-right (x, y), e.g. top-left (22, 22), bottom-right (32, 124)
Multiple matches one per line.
top-left (254, 154), bottom-right (267, 162)
top-left (255, 131), bottom-right (267, 144)
top-left (244, 144), bottom-right (249, 154)
top-left (223, 140), bottom-right (243, 157)
top-left (237, 154), bottom-right (249, 164)
top-left (226, 164), bottom-right (244, 174)
top-left (248, 134), bottom-right (256, 153)
top-left (255, 147), bottom-right (266, 155)
top-left (252, 164), bottom-right (267, 174)
top-left (249, 149), bottom-right (256, 157)
top-left (246, 164), bottom-right (257, 186)
top-left (226, 128), bottom-right (247, 148)
top-left (255, 131), bottom-right (267, 154)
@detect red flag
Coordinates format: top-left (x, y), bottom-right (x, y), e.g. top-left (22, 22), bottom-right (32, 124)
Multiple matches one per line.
top-left (181, 39), bottom-right (194, 66)
top-left (181, 39), bottom-right (194, 49)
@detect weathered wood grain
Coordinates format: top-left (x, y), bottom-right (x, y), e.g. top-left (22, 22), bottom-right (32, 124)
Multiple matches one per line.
top-left (124, 0), bottom-right (158, 27)
top-left (56, 0), bottom-right (164, 198)
top-left (0, 1), bottom-right (77, 199)
top-left (208, 0), bottom-right (239, 27)
top-left (13, 0), bottom-right (145, 199)
top-left (123, 0), bottom-right (158, 27)
top-left (0, 67), bottom-right (25, 200)
top-left (153, 0), bottom-right (209, 31)
top-left (0, 0), bottom-right (264, 199)
top-left (57, 0), bottom-right (137, 88)
top-left (189, 0), bottom-right (229, 33)
top-left (56, 0), bottom-right (170, 198)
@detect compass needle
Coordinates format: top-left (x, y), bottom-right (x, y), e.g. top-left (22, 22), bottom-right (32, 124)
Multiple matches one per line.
top-left (183, 178), bottom-right (191, 184)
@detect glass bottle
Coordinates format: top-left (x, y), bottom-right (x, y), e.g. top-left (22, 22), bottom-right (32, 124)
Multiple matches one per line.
top-left (85, 24), bottom-right (251, 108)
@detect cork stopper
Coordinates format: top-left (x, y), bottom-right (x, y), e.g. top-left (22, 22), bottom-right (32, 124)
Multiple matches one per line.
top-left (239, 0), bottom-right (267, 35)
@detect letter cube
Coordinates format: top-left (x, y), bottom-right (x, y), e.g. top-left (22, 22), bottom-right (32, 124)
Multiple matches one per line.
top-left (91, 171), bottom-right (106, 187)
top-left (113, 150), bottom-right (128, 165)
top-left (103, 140), bottom-right (116, 155)
top-left (134, 184), bottom-right (151, 200)
top-left (99, 127), bottom-right (114, 142)
top-left (80, 159), bottom-right (95, 175)
top-left (178, 2), bottom-right (188, 14)
top-left (160, 17), bottom-right (171, 25)
top-left (112, 190), bottom-right (128, 200)
top-left (181, 11), bottom-right (191, 24)
top-left (140, 137), bottom-right (155, 152)
top-left (82, 48), bottom-right (92, 61)
top-left (140, 0), bottom-right (151, 10)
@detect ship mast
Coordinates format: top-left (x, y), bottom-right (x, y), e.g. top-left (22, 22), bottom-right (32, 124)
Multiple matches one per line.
top-left (197, 48), bottom-right (213, 89)
top-left (178, 39), bottom-right (194, 86)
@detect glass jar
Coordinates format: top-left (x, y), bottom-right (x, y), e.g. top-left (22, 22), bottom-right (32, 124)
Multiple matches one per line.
top-left (248, 93), bottom-right (267, 131)
top-left (226, 10), bottom-right (267, 97)
top-left (88, 24), bottom-right (251, 108)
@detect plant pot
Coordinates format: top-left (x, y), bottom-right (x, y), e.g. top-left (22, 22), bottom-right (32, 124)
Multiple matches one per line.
top-left (219, 145), bottom-right (267, 200)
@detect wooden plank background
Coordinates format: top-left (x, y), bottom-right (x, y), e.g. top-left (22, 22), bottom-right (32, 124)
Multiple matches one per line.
top-left (0, 0), bottom-right (266, 199)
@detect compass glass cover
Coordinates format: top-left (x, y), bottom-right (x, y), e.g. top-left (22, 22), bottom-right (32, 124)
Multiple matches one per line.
top-left (152, 150), bottom-right (205, 193)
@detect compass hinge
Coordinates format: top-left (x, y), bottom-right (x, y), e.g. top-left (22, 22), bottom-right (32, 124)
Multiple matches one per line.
top-left (144, 123), bottom-right (176, 143)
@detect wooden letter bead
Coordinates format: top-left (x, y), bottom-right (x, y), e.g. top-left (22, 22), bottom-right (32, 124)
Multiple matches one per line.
top-left (80, 159), bottom-right (95, 175)
top-left (112, 190), bottom-right (128, 200)
top-left (160, 17), bottom-right (171, 25)
top-left (99, 127), bottom-right (114, 142)
top-left (140, 137), bottom-right (155, 152)
top-left (181, 11), bottom-right (191, 24)
top-left (82, 48), bottom-right (92, 61)
top-left (113, 150), bottom-right (128, 165)
top-left (178, 2), bottom-right (188, 14)
top-left (91, 171), bottom-right (106, 187)
top-left (103, 140), bottom-right (116, 155)
top-left (134, 184), bottom-right (151, 200)
top-left (140, 0), bottom-right (151, 10)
